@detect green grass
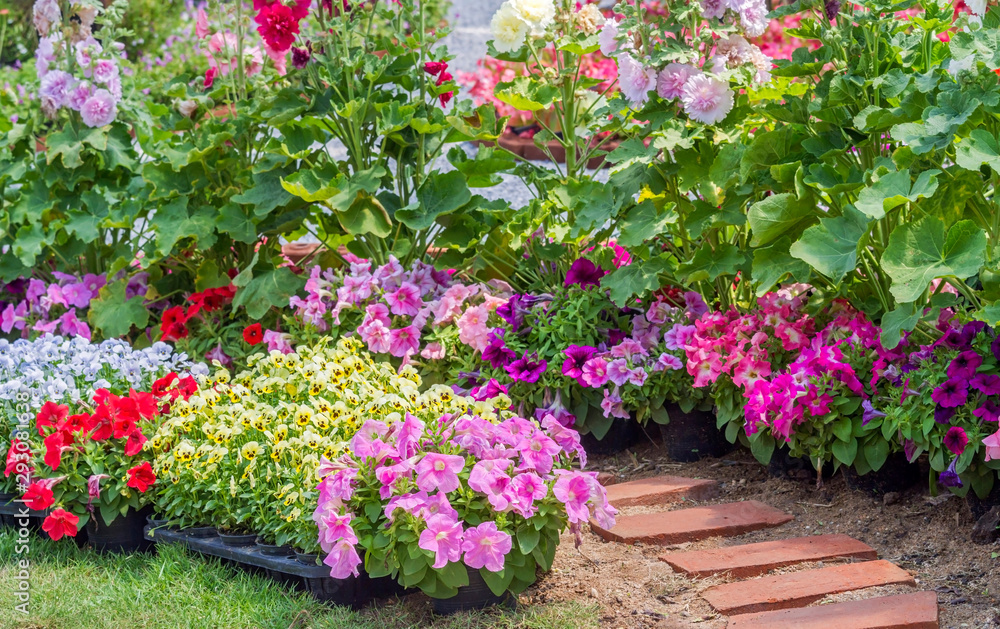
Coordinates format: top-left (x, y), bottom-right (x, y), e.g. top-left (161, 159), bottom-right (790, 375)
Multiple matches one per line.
top-left (0, 529), bottom-right (598, 629)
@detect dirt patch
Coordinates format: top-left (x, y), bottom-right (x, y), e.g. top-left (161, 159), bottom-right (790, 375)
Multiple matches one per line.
top-left (519, 441), bottom-right (1000, 628)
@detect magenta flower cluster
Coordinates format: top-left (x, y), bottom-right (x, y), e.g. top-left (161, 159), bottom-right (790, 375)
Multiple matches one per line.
top-left (312, 410), bottom-right (615, 581)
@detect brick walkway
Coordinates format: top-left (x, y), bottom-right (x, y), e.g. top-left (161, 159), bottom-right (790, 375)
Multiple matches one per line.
top-left (594, 475), bottom-right (941, 628)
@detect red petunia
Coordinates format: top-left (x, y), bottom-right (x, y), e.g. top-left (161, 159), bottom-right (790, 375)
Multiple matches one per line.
top-left (255, 2), bottom-right (301, 53)
top-left (160, 306), bottom-right (191, 342)
top-left (177, 376), bottom-right (198, 399)
top-left (4, 439), bottom-right (29, 478)
top-left (124, 426), bottom-right (148, 457)
top-left (126, 461), bottom-right (157, 493)
top-left (88, 405), bottom-right (114, 441)
top-left (243, 323), bottom-right (264, 345)
top-left (152, 373), bottom-right (179, 397)
top-left (61, 413), bottom-right (92, 434)
top-left (42, 508), bottom-right (79, 541)
top-left (129, 389), bottom-right (160, 419)
top-left (23, 482), bottom-right (55, 511)
top-left (43, 431), bottom-right (73, 470)
top-left (36, 401), bottom-right (69, 436)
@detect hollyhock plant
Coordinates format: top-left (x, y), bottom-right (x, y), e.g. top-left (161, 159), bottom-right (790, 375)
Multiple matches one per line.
top-left (313, 406), bottom-right (613, 597)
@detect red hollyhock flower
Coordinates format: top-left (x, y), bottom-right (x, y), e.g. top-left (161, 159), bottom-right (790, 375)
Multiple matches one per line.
top-left (204, 66), bottom-right (218, 90)
top-left (43, 431), bottom-right (73, 470)
top-left (243, 323), bottom-right (264, 345)
top-left (439, 91), bottom-right (454, 108)
top-left (36, 401), bottom-right (69, 436)
top-left (255, 3), bottom-right (301, 53)
top-left (23, 482), bottom-right (55, 511)
top-left (126, 461), bottom-right (157, 493)
top-left (4, 439), bottom-right (29, 477)
top-left (288, 0), bottom-right (311, 20)
top-left (424, 61), bottom-right (447, 76)
top-left (42, 508), bottom-right (79, 541)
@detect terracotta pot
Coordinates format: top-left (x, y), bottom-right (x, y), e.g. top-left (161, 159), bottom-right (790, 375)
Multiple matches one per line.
top-left (490, 133), bottom-right (618, 169)
top-left (281, 242), bottom-right (323, 265)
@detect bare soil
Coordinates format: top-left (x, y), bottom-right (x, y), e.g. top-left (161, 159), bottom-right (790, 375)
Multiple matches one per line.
top-left (521, 440), bottom-right (1000, 629)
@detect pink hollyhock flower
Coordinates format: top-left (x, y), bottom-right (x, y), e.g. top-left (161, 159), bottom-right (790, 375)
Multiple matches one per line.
top-left (737, 0), bottom-right (769, 38)
top-left (601, 388), bottom-right (629, 419)
top-left (462, 521), bottom-right (512, 572)
top-left (944, 426), bottom-right (969, 455)
top-left (415, 453), bottom-right (465, 493)
top-left (617, 54), bottom-right (657, 107)
top-left (80, 88), bottom-right (117, 127)
top-left (318, 511), bottom-right (358, 553)
top-left (264, 44), bottom-right (288, 76)
top-left (196, 9), bottom-right (210, 39)
top-left (255, 2), bottom-right (301, 53)
top-left (581, 357), bottom-right (609, 387)
top-left (324, 538), bottom-right (362, 578)
top-left (509, 472), bottom-right (548, 518)
top-left (700, 0), bottom-right (727, 19)
top-left (388, 325), bottom-right (420, 357)
top-left (598, 19), bottom-right (619, 56)
top-left (360, 319), bottom-right (392, 354)
top-left (657, 63), bottom-right (698, 100)
top-left (680, 74), bottom-right (734, 125)
top-left (983, 428), bottom-right (1000, 462)
top-left (243, 46), bottom-right (265, 76)
top-left (607, 358), bottom-right (631, 387)
top-left (553, 472), bottom-right (592, 523)
top-left (385, 282), bottom-right (422, 316)
top-left (418, 515), bottom-right (465, 569)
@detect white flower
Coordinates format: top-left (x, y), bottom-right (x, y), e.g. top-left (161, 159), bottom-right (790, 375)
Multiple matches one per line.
top-left (599, 19), bottom-right (620, 56)
top-left (490, 2), bottom-right (530, 53)
top-left (701, 0), bottom-right (728, 20)
top-left (948, 55), bottom-right (976, 76)
top-left (967, 0), bottom-right (987, 16)
top-left (681, 74), bottom-right (735, 125)
top-left (576, 4), bottom-right (605, 35)
top-left (33, 0), bottom-right (62, 38)
top-left (736, 0), bottom-right (769, 37)
top-left (510, 0), bottom-right (556, 35)
top-left (618, 54), bottom-right (658, 108)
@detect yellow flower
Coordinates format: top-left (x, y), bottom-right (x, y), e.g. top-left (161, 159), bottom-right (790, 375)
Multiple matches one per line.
top-left (302, 431), bottom-right (321, 449)
top-left (294, 406), bottom-right (313, 427)
top-left (241, 442), bottom-right (262, 461)
top-left (174, 441), bottom-right (196, 462)
top-left (272, 424), bottom-right (289, 442)
top-left (214, 369), bottom-right (231, 385)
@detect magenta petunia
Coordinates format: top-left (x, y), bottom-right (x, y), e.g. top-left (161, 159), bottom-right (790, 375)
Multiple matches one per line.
top-left (385, 281), bottom-right (422, 316)
top-left (564, 258), bottom-right (605, 288)
top-left (580, 357), bottom-right (609, 387)
top-left (947, 350), bottom-right (983, 381)
top-left (553, 472), bottom-right (592, 523)
top-left (505, 352), bottom-right (548, 383)
top-left (415, 452), bottom-right (466, 494)
top-left (461, 521), bottom-right (512, 572)
top-left (317, 511), bottom-right (357, 553)
top-left (944, 426), bottom-right (969, 455)
top-left (561, 344), bottom-right (596, 380)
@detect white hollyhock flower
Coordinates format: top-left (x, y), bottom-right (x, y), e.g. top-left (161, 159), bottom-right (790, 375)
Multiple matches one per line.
top-left (510, 0), bottom-right (556, 35)
top-left (681, 74), bottom-right (735, 125)
top-left (490, 2), bottom-right (530, 53)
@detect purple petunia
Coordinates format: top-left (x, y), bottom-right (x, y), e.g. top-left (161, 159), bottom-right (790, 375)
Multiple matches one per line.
top-left (973, 399), bottom-right (1000, 422)
top-left (565, 259), bottom-right (605, 289)
top-left (561, 344), bottom-right (596, 381)
top-left (931, 377), bottom-right (969, 408)
top-left (946, 350), bottom-right (982, 381)
top-left (944, 426), bottom-right (969, 455)
top-left (938, 457), bottom-right (963, 488)
top-left (934, 404), bottom-right (957, 424)
top-left (861, 400), bottom-right (886, 426)
top-left (481, 332), bottom-right (516, 368)
top-left (971, 373), bottom-right (1000, 396)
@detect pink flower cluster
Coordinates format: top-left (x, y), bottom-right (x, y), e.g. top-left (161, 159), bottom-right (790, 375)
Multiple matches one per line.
top-left (313, 410), bottom-right (615, 579)
top-left (0, 273), bottom-right (140, 340)
top-left (34, 0), bottom-right (125, 127)
top-left (289, 256), bottom-right (509, 360)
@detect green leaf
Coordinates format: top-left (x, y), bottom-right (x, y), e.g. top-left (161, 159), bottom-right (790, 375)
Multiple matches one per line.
top-left (339, 193), bottom-right (393, 238)
top-left (88, 280), bottom-right (150, 338)
top-left (494, 77), bottom-right (560, 112)
top-left (480, 567), bottom-right (515, 597)
top-left (517, 526), bottom-right (541, 555)
top-left (789, 206), bottom-right (870, 283)
top-left (12, 223), bottom-right (47, 266)
top-left (752, 236), bottom-right (811, 295)
top-left (747, 193), bottom-right (814, 247)
top-left (396, 171), bottom-right (472, 230)
top-left (855, 169), bottom-right (938, 220)
top-left (832, 417), bottom-right (853, 442)
top-left (617, 201), bottom-right (675, 247)
top-left (864, 439), bottom-right (890, 472)
top-left (232, 268), bottom-right (307, 319)
top-left (881, 217), bottom-right (987, 303)
top-left (436, 562), bottom-right (469, 589)
top-left (880, 303), bottom-right (920, 350)
top-left (217, 204), bottom-right (257, 243)
top-left (831, 438), bottom-right (858, 466)
top-left (749, 432), bottom-right (776, 465)
top-left (677, 242), bottom-right (746, 284)
top-left (600, 256), bottom-right (671, 307)
top-left (955, 129), bottom-right (1000, 173)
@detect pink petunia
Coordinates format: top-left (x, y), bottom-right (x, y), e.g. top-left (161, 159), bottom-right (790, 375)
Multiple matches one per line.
top-left (462, 521), bottom-right (512, 573)
top-left (418, 515), bottom-right (465, 569)
top-left (581, 357), bottom-right (609, 387)
top-left (323, 538), bottom-right (362, 578)
top-left (415, 453), bottom-right (466, 494)
top-left (553, 472), bottom-right (592, 523)
top-left (388, 325), bottom-right (420, 357)
top-left (317, 511), bottom-right (358, 553)
top-left (385, 282), bottom-right (422, 316)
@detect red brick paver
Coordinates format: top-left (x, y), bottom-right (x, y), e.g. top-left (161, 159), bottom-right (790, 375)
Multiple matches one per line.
top-left (591, 500), bottom-right (793, 545)
top-left (605, 475), bottom-right (718, 508)
top-left (725, 590), bottom-right (939, 628)
top-left (661, 533), bottom-right (878, 578)
top-left (702, 559), bottom-right (915, 615)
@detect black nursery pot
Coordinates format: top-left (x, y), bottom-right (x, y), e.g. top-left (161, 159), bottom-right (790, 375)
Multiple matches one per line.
top-left (219, 532), bottom-right (258, 547)
top-left (966, 482), bottom-right (1000, 520)
top-left (768, 445), bottom-right (835, 481)
top-left (842, 452), bottom-right (922, 497)
top-left (432, 569), bottom-right (511, 615)
top-left (580, 417), bottom-right (641, 456)
top-left (657, 404), bottom-right (733, 463)
top-left (256, 537), bottom-right (295, 556)
top-left (86, 507), bottom-right (154, 554)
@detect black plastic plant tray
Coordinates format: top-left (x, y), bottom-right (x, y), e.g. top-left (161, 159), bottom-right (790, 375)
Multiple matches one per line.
top-left (0, 501), bottom-right (48, 531)
top-left (145, 526), bottom-right (381, 607)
